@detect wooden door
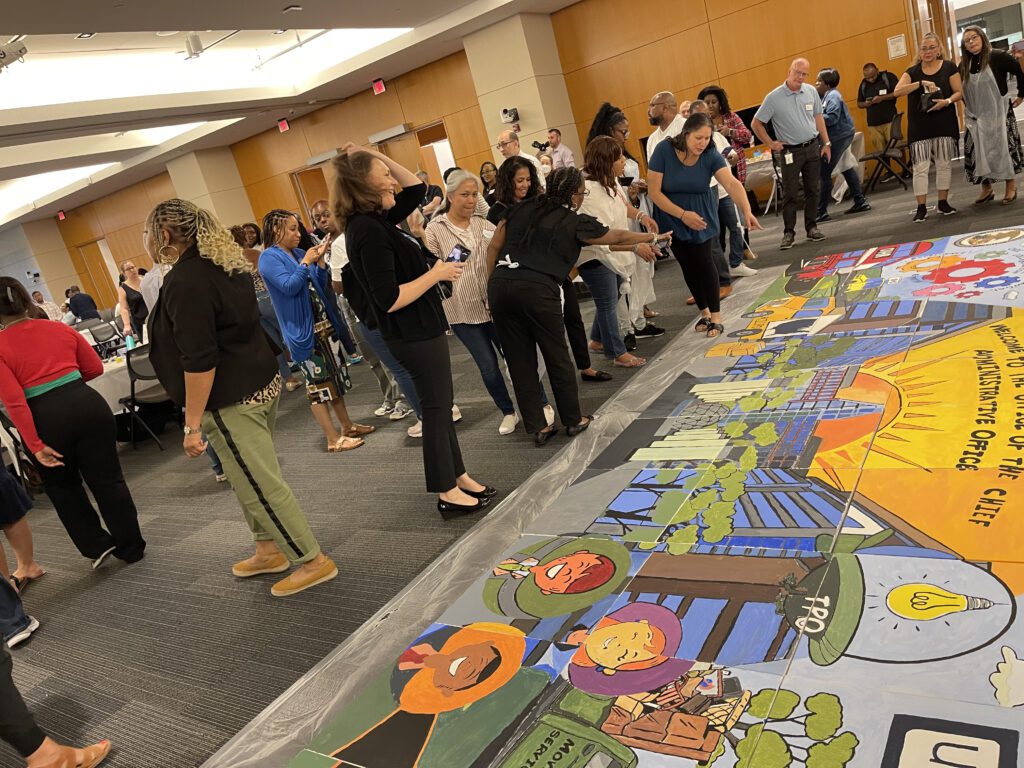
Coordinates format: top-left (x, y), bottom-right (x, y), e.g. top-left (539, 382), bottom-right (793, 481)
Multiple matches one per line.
top-left (70, 241), bottom-right (117, 310)
top-left (293, 167), bottom-right (330, 221)
top-left (378, 133), bottom-right (422, 174)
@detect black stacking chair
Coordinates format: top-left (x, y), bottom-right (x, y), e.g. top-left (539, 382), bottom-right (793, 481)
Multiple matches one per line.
top-left (118, 344), bottom-right (172, 450)
top-left (861, 113), bottom-right (913, 192)
top-left (90, 322), bottom-right (123, 359)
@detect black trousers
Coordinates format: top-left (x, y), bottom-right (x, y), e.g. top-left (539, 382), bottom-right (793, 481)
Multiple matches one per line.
top-left (0, 644), bottom-right (46, 757)
top-left (777, 142), bottom-right (821, 234)
top-left (489, 276), bottom-right (583, 434)
top-left (671, 240), bottom-right (720, 314)
top-left (387, 334), bottom-right (465, 493)
top-left (28, 380), bottom-right (146, 561)
top-left (561, 278), bottom-right (591, 371)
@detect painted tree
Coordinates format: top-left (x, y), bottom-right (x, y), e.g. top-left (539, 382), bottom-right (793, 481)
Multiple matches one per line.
top-left (700, 689), bottom-right (859, 768)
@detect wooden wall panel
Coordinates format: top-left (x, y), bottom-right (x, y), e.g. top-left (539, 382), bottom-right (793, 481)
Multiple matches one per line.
top-left (302, 90), bottom-right (405, 155)
top-left (143, 173), bottom-right (176, 207)
top-left (56, 204), bottom-right (102, 247)
top-left (244, 174), bottom-right (302, 221)
top-left (106, 224), bottom-right (154, 272)
top-left (232, 128), bottom-right (312, 186)
top-left (707, 0), bottom-right (767, 19)
top-left (395, 51), bottom-right (479, 126)
top-left (444, 105), bottom-right (491, 159)
top-left (455, 150), bottom-right (495, 177)
top-left (710, 0), bottom-right (906, 76)
top-left (552, 0), bottom-right (708, 72)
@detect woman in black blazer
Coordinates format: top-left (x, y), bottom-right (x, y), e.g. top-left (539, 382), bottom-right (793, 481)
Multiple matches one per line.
top-left (333, 144), bottom-right (496, 519)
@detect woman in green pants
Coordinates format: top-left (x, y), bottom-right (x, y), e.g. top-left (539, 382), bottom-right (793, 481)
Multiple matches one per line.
top-left (145, 198), bottom-right (337, 598)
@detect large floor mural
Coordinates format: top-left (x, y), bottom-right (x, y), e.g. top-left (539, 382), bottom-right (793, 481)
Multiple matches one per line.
top-left (291, 227), bottom-right (1024, 767)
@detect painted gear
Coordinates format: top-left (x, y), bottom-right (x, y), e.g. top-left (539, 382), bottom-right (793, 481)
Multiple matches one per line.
top-left (898, 255), bottom-right (963, 274)
top-left (913, 283), bottom-right (962, 297)
top-left (955, 290), bottom-right (983, 299)
top-left (925, 259), bottom-right (1014, 284)
top-left (976, 275), bottom-right (1021, 289)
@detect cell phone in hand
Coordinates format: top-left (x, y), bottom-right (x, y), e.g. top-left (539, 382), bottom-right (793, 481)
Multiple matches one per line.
top-left (618, 176), bottom-right (635, 188)
top-left (446, 244), bottom-right (472, 263)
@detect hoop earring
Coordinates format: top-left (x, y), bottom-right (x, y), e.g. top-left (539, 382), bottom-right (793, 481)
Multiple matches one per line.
top-left (157, 245), bottom-right (180, 264)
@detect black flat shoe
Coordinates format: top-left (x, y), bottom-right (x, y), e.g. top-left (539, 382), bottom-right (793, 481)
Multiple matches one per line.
top-left (437, 497), bottom-right (488, 520)
top-left (566, 416), bottom-right (594, 437)
top-left (581, 370), bottom-right (613, 382)
top-left (461, 485), bottom-right (498, 500)
top-left (535, 427), bottom-right (559, 446)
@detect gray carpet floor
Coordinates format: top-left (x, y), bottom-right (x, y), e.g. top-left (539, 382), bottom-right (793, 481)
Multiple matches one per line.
top-left (3, 161), bottom-right (1021, 767)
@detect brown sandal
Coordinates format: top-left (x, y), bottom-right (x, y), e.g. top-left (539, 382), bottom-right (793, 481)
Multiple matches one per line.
top-left (613, 353), bottom-right (646, 368)
top-left (344, 423), bottom-right (376, 437)
top-left (328, 436), bottom-right (364, 452)
top-left (79, 740), bottom-right (112, 768)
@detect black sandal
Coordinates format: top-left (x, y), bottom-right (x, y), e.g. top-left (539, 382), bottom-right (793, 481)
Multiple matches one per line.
top-left (694, 317), bottom-right (712, 333)
top-left (706, 322), bottom-right (724, 338)
top-left (581, 370), bottom-right (613, 382)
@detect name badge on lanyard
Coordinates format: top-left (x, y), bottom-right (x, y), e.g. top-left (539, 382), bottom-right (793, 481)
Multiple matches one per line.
top-left (804, 102), bottom-right (813, 112)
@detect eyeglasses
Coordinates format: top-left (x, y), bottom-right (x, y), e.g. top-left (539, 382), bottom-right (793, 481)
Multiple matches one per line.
top-left (572, 188), bottom-right (590, 197)
top-left (613, 128), bottom-right (630, 138)
top-left (495, 140), bottom-right (516, 149)
top-left (962, 34), bottom-right (981, 43)
top-left (921, 45), bottom-right (940, 51)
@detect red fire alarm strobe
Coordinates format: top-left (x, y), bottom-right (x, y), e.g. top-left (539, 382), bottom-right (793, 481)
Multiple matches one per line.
top-left (372, 79), bottom-right (386, 96)
top-left (277, 118), bottom-right (291, 133)
top-left (57, 210), bottom-right (66, 221)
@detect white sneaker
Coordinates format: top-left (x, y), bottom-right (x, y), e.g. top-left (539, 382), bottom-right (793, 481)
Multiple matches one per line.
top-left (730, 263), bottom-right (758, 277)
top-left (92, 546), bottom-right (116, 570)
top-left (374, 401), bottom-right (395, 417)
top-left (544, 404), bottom-right (555, 427)
top-left (452, 404), bottom-right (463, 422)
top-left (389, 403), bottom-right (414, 421)
top-left (407, 420), bottom-right (423, 438)
top-left (499, 413), bottom-right (520, 435)
top-left (7, 616), bottom-right (40, 649)
top-left (215, 473), bottom-right (228, 483)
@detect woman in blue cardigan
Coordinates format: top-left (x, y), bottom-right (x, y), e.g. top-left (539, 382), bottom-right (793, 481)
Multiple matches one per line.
top-left (259, 210), bottom-right (374, 452)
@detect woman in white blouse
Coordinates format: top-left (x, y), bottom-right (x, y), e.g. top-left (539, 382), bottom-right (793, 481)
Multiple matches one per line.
top-left (424, 171), bottom-right (521, 435)
top-left (577, 137), bottom-right (659, 367)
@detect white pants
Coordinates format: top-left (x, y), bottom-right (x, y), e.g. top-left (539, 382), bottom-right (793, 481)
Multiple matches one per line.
top-left (911, 137), bottom-right (956, 197)
top-left (618, 255), bottom-right (656, 334)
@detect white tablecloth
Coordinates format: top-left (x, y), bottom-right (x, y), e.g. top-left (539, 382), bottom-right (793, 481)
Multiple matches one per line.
top-left (744, 132), bottom-right (865, 201)
top-left (88, 358), bottom-right (129, 413)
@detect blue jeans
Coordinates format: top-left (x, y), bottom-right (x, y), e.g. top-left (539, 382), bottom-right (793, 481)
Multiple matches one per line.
top-left (205, 437), bottom-right (223, 475)
top-left (819, 133), bottom-right (865, 215)
top-left (578, 261), bottom-right (626, 359)
top-left (257, 293), bottom-right (295, 382)
top-left (0, 575), bottom-right (30, 644)
top-left (451, 322), bottom-right (516, 415)
top-left (718, 197), bottom-right (744, 268)
top-left (357, 323), bottom-right (422, 418)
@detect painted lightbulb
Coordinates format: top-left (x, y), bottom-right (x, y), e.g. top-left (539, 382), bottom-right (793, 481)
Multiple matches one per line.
top-left (886, 583), bottom-right (994, 621)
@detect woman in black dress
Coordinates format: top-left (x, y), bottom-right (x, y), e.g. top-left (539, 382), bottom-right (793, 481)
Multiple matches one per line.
top-left (335, 143), bottom-right (495, 519)
top-left (959, 25), bottom-right (1024, 204)
top-left (116, 260), bottom-right (149, 340)
top-left (894, 32), bottom-right (964, 221)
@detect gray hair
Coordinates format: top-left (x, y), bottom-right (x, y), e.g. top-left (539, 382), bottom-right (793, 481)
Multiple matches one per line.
top-left (444, 169), bottom-right (481, 198)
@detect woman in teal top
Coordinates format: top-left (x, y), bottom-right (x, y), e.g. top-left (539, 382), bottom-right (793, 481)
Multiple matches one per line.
top-left (648, 113), bottom-right (760, 337)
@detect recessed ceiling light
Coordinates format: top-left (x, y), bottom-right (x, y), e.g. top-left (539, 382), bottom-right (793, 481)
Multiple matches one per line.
top-left (282, 4), bottom-right (303, 12)
top-left (273, 29), bottom-right (288, 34)
top-left (75, 33), bottom-right (96, 39)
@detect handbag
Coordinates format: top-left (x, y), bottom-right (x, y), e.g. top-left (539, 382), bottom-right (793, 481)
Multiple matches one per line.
top-left (920, 89), bottom-right (942, 112)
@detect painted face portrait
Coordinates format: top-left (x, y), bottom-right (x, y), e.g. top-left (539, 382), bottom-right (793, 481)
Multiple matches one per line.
top-left (424, 641), bottom-right (502, 697)
top-left (570, 618), bottom-right (669, 675)
top-left (529, 551), bottom-right (615, 595)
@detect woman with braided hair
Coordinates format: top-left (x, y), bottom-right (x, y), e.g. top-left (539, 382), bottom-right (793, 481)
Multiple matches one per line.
top-left (0, 276), bottom-right (145, 570)
top-left (486, 167), bottom-right (672, 445)
top-left (146, 199), bottom-right (337, 597)
top-left (259, 209), bottom-right (373, 453)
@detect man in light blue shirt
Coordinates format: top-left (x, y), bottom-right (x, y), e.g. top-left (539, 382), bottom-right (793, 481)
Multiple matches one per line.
top-left (752, 58), bottom-right (832, 250)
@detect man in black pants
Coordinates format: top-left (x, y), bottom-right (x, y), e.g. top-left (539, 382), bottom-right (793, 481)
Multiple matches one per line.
top-left (752, 58), bottom-right (832, 250)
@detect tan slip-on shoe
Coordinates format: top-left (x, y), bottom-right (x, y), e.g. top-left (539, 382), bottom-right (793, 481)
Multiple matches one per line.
top-left (271, 557), bottom-right (338, 597)
top-left (232, 552), bottom-right (290, 578)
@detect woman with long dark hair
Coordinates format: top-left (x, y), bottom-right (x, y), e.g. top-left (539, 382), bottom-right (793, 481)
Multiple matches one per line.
top-left (578, 136), bottom-right (655, 368)
top-left (486, 167), bottom-right (672, 445)
top-left (489, 157), bottom-right (611, 384)
top-left (959, 24), bottom-right (1024, 204)
top-left (147, 199), bottom-right (337, 597)
top-left (648, 114), bottom-right (761, 338)
top-left (259, 210), bottom-right (373, 453)
top-left (479, 161), bottom-right (498, 205)
top-left (0, 278), bottom-right (145, 569)
top-left (334, 144), bottom-right (495, 519)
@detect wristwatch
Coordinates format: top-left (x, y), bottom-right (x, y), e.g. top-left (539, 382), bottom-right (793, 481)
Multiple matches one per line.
top-left (183, 425), bottom-right (202, 436)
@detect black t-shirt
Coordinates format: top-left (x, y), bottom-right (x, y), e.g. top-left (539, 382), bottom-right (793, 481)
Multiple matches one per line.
top-left (68, 292), bottom-right (100, 321)
top-left (422, 185), bottom-right (442, 208)
top-left (494, 197), bottom-right (608, 286)
top-left (905, 60), bottom-right (961, 143)
top-left (967, 50), bottom-right (1024, 97)
top-left (858, 71), bottom-right (899, 126)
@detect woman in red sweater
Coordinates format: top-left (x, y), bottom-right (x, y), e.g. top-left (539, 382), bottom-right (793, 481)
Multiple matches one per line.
top-left (0, 278), bottom-right (145, 569)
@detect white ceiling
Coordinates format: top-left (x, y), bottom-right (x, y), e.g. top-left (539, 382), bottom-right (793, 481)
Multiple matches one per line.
top-left (0, 0), bottom-right (576, 230)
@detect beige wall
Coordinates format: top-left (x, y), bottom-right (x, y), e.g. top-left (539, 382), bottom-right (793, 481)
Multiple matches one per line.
top-left (22, 220), bottom-right (78, 301)
top-left (166, 148), bottom-right (255, 227)
top-left (465, 14), bottom-right (581, 167)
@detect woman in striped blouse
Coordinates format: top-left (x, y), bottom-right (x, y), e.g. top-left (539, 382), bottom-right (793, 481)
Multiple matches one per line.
top-left (424, 171), bottom-right (521, 435)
